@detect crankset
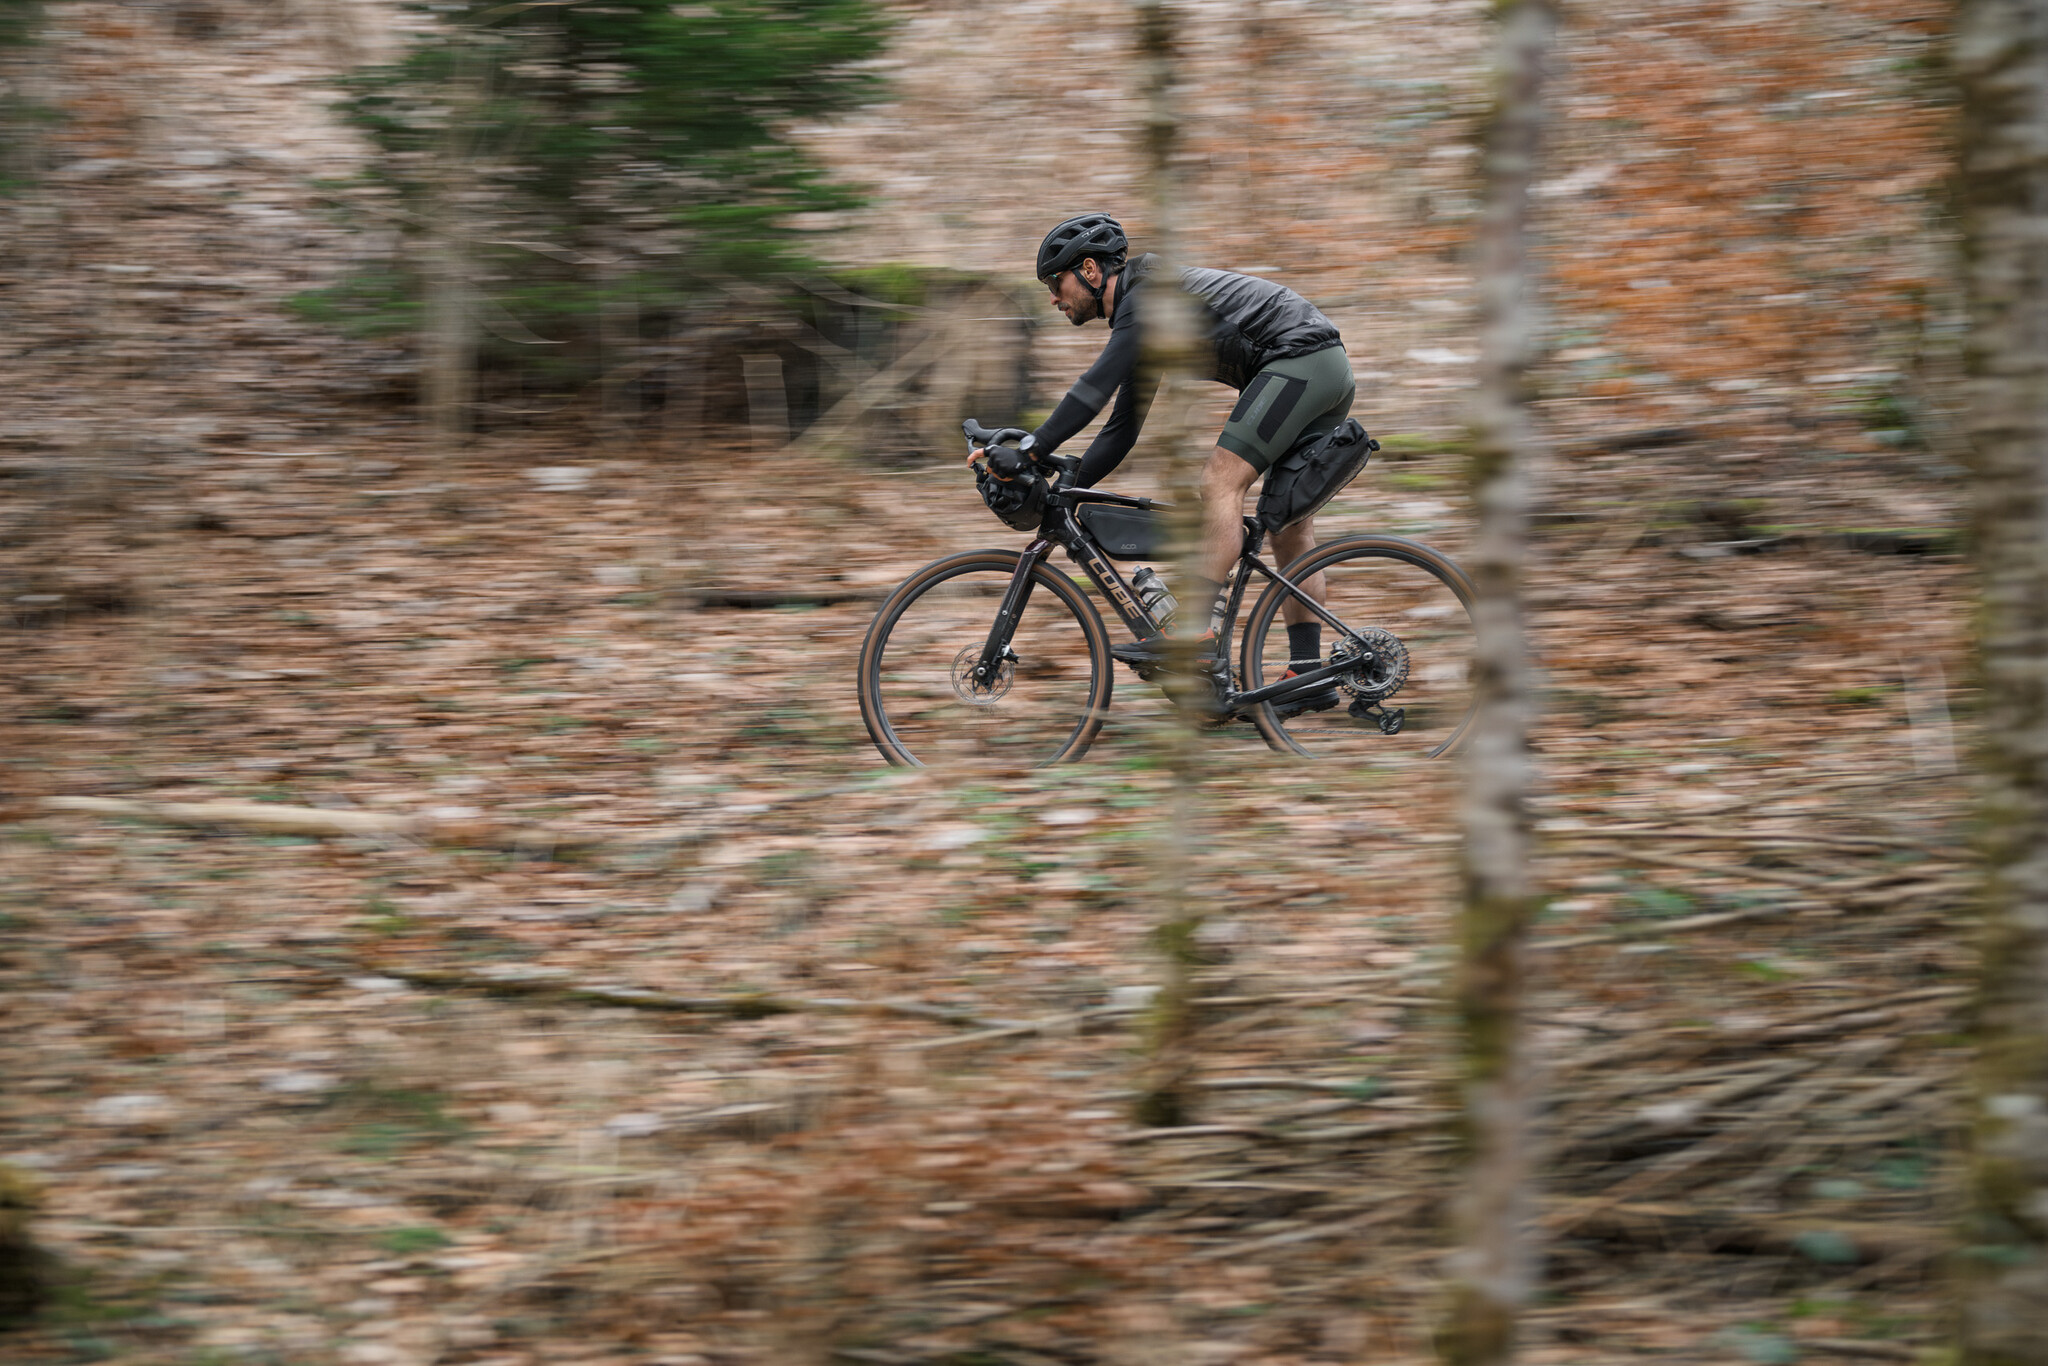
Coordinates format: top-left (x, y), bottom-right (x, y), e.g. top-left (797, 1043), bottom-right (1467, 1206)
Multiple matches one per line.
top-left (1332, 626), bottom-right (1410, 702)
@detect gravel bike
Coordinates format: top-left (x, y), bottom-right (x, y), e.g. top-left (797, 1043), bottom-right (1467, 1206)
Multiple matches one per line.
top-left (856, 421), bottom-right (1476, 768)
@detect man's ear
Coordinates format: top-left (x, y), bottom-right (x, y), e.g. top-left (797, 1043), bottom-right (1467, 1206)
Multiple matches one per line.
top-left (1080, 258), bottom-right (1101, 288)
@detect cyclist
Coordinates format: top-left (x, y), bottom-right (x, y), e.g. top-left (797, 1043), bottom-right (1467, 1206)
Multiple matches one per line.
top-left (976, 213), bottom-right (1356, 717)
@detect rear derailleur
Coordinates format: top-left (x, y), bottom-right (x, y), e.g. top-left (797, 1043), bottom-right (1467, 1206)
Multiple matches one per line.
top-left (1349, 699), bottom-right (1405, 734)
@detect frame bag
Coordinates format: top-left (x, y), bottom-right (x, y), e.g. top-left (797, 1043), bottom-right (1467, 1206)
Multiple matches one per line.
top-left (1076, 504), bottom-right (1166, 560)
top-left (1256, 419), bottom-right (1378, 532)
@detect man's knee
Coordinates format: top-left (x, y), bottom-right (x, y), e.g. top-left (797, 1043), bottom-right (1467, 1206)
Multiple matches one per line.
top-left (1202, 446), bottom-right (1262, 502)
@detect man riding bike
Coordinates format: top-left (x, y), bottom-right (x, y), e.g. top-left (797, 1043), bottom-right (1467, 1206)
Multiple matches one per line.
top-left (974, 212), bottom-right (1357, 718)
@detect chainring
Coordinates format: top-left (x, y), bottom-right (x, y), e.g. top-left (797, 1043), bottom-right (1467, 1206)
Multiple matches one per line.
top-left (951, 645), bottom-right (1014, 705)
top-left (1332, 627), bottom-right (1409, 701)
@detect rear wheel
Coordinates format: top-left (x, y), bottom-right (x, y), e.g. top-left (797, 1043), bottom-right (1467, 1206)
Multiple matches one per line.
top-left (1241, 534), bottom-right (1477, 760)
top-left (858, 550), bottom-right (1114, 768)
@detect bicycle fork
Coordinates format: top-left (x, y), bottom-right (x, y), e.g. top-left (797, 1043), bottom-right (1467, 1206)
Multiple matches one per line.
top-left (970, 539), bottom-right (1057, 691)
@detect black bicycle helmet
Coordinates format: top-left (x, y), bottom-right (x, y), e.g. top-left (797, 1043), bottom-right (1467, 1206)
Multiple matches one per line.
top-left (1036, 213), bottom-right (1127, 294)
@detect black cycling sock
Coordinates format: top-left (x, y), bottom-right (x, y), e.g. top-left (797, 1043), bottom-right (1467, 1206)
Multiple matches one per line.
top-left (1286, 621), bottom-right (1321, 673)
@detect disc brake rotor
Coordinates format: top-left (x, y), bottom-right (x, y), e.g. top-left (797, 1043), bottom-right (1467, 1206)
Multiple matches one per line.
top-left (951, 645), bottom-right (1014, 705)
top-left (1333, 627), bottom-right (1410, 701)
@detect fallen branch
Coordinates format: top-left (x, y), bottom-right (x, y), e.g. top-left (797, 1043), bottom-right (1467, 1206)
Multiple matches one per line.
top-left (1113, 1123), bottom-right (1277, 1144)
top-left (1187, 1193), bottom-right (1434, 1262)
top-left (1573, 844), bottom-right (1837, 890)
top-left (1566, 1058), bottom-right (1822, 1148)
top-left (1544, 824), bottom-right (1942, 854)
top-left (1765, 984), bottom-right (1966, 1030)
top-left (1577, 1048), bottom-right (1889, 1207)
top-left (28, 785), bottom-right (918, 857)
top-left (33, 796), bottom-right (592, 855)
top-left (1538, 774), bottom-right (1946, 824)
top-left (683, 586), bottom-right (886, 609)
top-left (277, 954), bottom-right (1019, 1029)
top-left (780, 329), bottom-right (950, 453)
top-left (1801, 1341), bottom-right (1919, 1363)
top-left (1549, 1199), bottom-right (1943, 1264)
top-left (1536, 898), bottom-right (1810, 951)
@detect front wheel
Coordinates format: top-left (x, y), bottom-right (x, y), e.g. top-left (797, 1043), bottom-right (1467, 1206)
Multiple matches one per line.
top-left (1241, 534), bottom-right (1477, 760)
top-left (858, 550), bottom-right (1115, 768)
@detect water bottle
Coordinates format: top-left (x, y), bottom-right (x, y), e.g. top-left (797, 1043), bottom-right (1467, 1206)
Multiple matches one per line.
top-left (1131, 566), bottom-right (1176, 628)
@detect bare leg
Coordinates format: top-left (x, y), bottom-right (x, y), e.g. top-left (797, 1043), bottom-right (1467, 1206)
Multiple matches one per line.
top-left (1200, 446), bottom-right (1264, 584)
top-left (1272, 515), bottom-right (1327, 626)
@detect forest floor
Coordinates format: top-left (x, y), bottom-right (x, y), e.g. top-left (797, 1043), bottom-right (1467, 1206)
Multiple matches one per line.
top-left (1, 2), bottom-right (1980, 1364)
top-left (0, 419), bottom-right (1977, 1366)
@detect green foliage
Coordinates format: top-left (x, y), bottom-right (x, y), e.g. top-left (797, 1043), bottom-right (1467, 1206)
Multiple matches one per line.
top-left (1851, 379), bottom-right (1926, 449)
top-left (1622, 884), bottom-right (1693, 919)
top-left (1793, 1228), bottom-right (1861, 1264)
top-left (302, 0), bottom-right (891, 382)
top-left (0, 0), bottom-right (48, 198)
top-left (1713, 1324), bottom-right (1799, 1364)
top-left (1875, 1153), bottom-right (1929, 1190)
top-left (334, 1085), bottom-right (469, 1157)
top-left (373, 1226), bottom-right (453, 1256)
top-left (1386, 468), bottom-right (1450, 492)
top-left (357, 896), bottom-right (411, 934)
top-left (286, 266), bottom-right (419, 338)
top-left (0, 0), bottom-right (41, 48)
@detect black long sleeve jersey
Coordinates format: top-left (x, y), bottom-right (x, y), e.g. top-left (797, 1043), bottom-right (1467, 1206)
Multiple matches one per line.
top-left (1030, 254), bottom-right (1342, 488)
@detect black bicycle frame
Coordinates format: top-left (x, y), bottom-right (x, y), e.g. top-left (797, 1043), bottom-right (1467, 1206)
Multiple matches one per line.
top-left (970, 478), bottom-right (1380, 715)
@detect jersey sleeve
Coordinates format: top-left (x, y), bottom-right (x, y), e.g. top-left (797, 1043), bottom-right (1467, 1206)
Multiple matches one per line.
top-left (1030, 302), bottom-right (1143, 459)
top-left (1074, 372), bottom-right (1159, 488)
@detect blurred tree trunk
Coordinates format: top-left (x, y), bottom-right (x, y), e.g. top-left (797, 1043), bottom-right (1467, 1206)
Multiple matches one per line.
top-left (1131, 0), bottom-right (1209, 1129)
top-left (1438, 1), bottom-right (1553, 1362)
top-left (0, 1161), bottom-right (47, 1324)
top-left (421, 26), bottom-right (481, 447)
top-left (1955, 3), bottom-right (2048, 1362)
top-left (422, 214), bottom-right (476, 445)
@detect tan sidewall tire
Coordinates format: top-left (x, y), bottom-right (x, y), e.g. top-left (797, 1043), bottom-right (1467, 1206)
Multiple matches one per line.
top-left (858, 550), bottom-right (1115, 768)
top-left (1240, 534), bottom-right (1476, 759)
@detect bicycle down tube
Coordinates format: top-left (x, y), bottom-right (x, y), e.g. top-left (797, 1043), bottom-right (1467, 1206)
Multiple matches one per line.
top-left (1065, 543), bottom-right (1162, 642)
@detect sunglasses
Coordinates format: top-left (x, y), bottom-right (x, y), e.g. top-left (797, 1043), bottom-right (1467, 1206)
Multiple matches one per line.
top-left (1042, 269), bottom-right (1069, 294)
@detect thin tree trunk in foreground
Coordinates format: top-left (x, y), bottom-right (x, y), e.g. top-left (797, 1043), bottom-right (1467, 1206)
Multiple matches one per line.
top-left (422, 22), bottom-right (481, 447)
top-left (1130, 0), bottom-right (1210, 1129)
top-left (1955, 3), bottom-right (2048, 1361)
top-left (0, 1161), bottom-right (46, 1324)
top-left (1438, 1), bottom-right (1553, 1362)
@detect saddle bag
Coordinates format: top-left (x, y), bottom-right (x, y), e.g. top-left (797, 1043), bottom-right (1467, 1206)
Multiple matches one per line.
top-left (1256, 419), bottom-right (1378, 532)
top-left (1077, 504), bottom-right (1167, 560)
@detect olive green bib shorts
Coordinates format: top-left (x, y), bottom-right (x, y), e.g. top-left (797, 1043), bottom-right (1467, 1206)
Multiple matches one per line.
top-left (1216, 344), bottom-right (1355, 476)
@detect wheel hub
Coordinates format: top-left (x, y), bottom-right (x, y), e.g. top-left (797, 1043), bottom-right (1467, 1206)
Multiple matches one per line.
top-left (1333, 627), bottom-right (1409, 701)
top-left (951, 646), bottom-right (1014, 704)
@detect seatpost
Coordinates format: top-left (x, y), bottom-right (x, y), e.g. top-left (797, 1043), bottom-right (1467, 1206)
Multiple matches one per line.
top-left (1240, 515), bottom-right (1266, 560)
